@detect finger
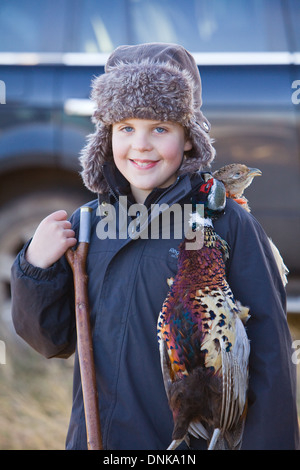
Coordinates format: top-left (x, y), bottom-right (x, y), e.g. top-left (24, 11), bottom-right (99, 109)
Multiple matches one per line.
top-left (65, 237), bottom-right (77, 247)
top-left (63, 229), bottom-right (76, 239)
top-left (46, 210), bottom-right (68, 222)
top-left (61, 235), bottom-right (77, 250)
top-left (61, 220), bottom-right (73, 230)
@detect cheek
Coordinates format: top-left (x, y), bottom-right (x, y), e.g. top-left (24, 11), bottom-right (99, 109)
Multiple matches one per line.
top-left (161, 140), bottom-right (185, 165)
top-left (111, 133), bottom-right (119, 154)
top-left (112, 136), bottom-right (126, 165)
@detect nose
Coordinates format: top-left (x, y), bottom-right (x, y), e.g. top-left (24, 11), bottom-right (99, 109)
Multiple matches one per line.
top-left (131, 130), bottom-right (153, 152)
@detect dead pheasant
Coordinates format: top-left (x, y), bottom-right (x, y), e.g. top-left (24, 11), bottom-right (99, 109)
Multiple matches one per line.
top-left (157, 210), bottom-right (250, 450)
top-left (214, 164), bottom-right (289, 286)
top-left (213, 163), bottom-right (262, 212)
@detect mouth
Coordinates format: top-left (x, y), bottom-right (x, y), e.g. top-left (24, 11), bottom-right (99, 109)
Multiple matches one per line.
top-left (130, 159), bottom-right (159, 169)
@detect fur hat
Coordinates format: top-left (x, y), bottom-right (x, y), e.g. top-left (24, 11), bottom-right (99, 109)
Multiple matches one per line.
top-left (80, 43), bottom-right (216, 194)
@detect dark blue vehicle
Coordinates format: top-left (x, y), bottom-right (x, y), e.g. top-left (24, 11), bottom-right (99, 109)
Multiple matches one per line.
top-left (0, 0), bottom-right (299, 316)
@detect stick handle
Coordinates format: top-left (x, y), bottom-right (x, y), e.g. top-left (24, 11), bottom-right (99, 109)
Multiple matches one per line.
top-left (66, 206), bottom-right (103, 450)
top-left (79, 206), bottom-right (92, 243)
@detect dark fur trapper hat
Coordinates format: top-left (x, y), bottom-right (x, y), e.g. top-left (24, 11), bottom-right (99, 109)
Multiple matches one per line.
top-left (80, 43), bottom-right (216, 194)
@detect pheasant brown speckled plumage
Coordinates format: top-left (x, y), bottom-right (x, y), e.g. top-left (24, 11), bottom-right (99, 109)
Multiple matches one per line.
top-left (214, 163), bottom-right (289, 286)
top-left (157, 213), bottom-right (250, 450)
top-left (213, 163), bottom-right (262, 212)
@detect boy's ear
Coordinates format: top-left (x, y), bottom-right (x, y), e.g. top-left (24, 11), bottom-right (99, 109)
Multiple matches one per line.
top-left (184, 138), bottom-right (193, 152)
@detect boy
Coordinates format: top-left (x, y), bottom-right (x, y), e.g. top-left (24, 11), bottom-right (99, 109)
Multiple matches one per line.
top-left (11, 43), bottom-right (299, 450)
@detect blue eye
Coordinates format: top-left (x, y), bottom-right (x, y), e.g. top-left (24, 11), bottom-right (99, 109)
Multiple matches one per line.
top-left (155, 127), bottom-right (166, 133)
top-left (123, 126), bottom-right (134, 133)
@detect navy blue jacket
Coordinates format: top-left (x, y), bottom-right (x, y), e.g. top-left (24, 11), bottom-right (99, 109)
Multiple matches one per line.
top-left (11, 170), bottom-right (299, 450)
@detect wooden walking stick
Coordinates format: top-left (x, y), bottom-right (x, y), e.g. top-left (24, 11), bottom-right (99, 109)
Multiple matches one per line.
top-left (65, 206), bottom-right (103, 450)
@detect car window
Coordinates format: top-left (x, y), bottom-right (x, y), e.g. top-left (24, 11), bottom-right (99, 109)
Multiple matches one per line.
top-left (0, 0), bottom-right (66, 52)
top-left (0, 0), bottom-right (290, 54)
top-left (74, 0), bottom-right (127, 53)
top-left (129, 0), bottom-right (288, 52)
top-left (287, 0), bottom-right (300, 51)
top-left (74, 0), bottom-right (288, 53)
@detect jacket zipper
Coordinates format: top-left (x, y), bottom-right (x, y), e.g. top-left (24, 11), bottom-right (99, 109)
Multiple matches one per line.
top-left (104, 176), bottom-right (183, 237)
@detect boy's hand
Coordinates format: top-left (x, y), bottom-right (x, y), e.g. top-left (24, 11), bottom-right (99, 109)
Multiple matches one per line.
top-left (25, 210), bottom-right (77, 269)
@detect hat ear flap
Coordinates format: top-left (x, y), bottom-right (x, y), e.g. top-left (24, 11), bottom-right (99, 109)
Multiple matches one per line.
top-left (80, 123), bottom-right (112, 194)
top-left (179, 123), bottom-right (216, 174)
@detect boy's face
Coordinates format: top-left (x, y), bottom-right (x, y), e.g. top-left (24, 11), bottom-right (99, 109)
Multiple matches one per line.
top-left (112, 118), bottom-right (192, 203)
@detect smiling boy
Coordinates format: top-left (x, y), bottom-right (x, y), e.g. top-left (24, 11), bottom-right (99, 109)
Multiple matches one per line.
top-left (112, 119), bottom-right (192, 204)
top-left (11, 43), bottom-right (299, 450)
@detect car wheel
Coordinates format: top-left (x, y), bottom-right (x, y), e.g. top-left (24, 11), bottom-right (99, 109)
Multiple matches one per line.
top-left (0, 190), bottom-right (85, 337)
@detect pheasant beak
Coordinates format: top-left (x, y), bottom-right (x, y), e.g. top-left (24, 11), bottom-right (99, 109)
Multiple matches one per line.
top-left (248, 167), bottom-right (262, 177)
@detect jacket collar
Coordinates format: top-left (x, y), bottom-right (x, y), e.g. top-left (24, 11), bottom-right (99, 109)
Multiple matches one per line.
top-left (99, 161), bottom-right (206, 208)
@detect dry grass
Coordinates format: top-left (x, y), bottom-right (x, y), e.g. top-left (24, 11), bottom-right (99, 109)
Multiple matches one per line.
top-left (0, 331), bottom-right (73, 450)
top-left (1, 316), bottom-right (300, 450)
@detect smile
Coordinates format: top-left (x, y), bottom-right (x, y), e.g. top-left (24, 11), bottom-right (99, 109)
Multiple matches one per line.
top-left (130, 159), bottom-right (159, 169)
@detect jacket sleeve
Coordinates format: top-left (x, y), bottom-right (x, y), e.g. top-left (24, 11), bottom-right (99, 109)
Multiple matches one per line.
top-left (10, 215), bottom-right (80, 359)
top-left (214, 199), bottom-right (299, 450)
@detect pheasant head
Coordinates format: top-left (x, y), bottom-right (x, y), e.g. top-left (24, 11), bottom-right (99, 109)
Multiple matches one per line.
top-left (213, 164), bottom-right (262, 198)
